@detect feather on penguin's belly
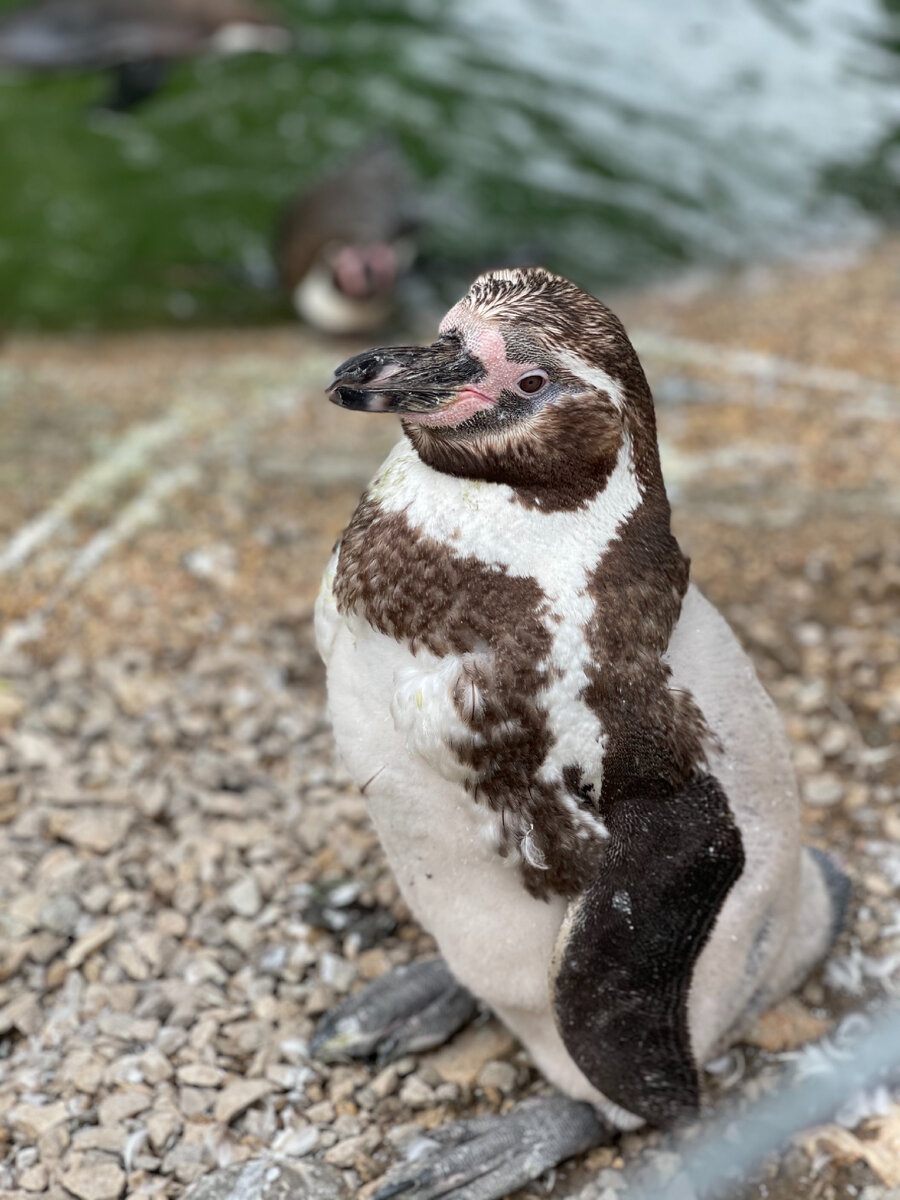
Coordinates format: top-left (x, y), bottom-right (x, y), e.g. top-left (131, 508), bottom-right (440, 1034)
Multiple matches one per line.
top-left (325, 619), bottom-right (568, 1014)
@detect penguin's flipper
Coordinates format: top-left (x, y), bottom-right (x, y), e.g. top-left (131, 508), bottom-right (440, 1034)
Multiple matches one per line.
top-left (553, 773), bottom-right (745, 1126)
top-left (310, 958), bottom-right (478, 1065)
top-left (372, 1096), bottom-right (612, 1200)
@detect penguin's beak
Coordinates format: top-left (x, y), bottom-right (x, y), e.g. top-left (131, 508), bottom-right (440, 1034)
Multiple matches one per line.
top-left (327, 336), bottom-right (485, 415)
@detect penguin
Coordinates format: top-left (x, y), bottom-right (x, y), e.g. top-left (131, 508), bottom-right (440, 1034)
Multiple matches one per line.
top-left (0, 0), bottom-right (291, 111)
top-left (275, 141), bottom-right (418, 336)
top-left (313, 267), bottom-right (850, 1199)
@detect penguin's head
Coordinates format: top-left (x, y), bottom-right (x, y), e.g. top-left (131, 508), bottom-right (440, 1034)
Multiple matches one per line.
top-left (328, 267), bottom-right (658, 496)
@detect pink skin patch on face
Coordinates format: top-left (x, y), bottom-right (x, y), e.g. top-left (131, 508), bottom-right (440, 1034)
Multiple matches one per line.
top-left (401, 386), bottom-right (496, 427)
top-left (332, 244), bottom-right (397, 299)
top-left (411, 306), bottom-right (542, 428)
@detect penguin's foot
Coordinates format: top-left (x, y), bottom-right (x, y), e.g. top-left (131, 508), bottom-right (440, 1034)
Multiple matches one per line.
top-left (372, 1095), bottom-right (613, 1200)
top-left (310, 958), bottom-right (478, 1065)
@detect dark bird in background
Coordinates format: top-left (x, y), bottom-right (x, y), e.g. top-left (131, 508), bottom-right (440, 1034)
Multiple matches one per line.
top-left (276, 140), bottom-right (419, 336)
top-left (0, 0), bottom-right (291, 111)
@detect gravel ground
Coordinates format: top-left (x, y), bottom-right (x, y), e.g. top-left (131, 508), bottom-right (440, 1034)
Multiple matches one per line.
top-left (1, 243), bottom-right (899, 1200)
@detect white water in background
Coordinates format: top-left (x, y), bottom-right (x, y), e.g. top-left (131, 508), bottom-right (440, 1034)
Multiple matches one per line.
top-left (395, 0), bottom-right (900, 272)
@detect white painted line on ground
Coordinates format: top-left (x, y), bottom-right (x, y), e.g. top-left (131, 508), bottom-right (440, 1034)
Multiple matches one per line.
top-left (0, 354), bottom-right (329, 577)
top-left (0, 410), bottom-right (190, 575)
top-left (62, 464), bottom-right (201, 588)
top-left (634, 332), bottom-right (898, 407)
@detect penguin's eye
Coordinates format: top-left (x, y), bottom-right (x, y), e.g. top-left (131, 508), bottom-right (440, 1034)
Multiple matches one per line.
top-left (516, 371), bottom-right (548, 395)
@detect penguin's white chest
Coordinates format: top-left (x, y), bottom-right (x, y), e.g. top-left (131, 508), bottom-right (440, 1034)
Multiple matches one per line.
top-left (322, 617), bottom-right (567, 1012)
top-left (314, 436), bottom-right (642, 1011)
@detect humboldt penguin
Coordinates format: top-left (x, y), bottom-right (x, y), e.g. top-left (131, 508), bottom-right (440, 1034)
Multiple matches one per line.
top-left (0, 0), bottom-right (291, 110)
top-left (313, 267), bottom-right (850, 1198)
top-left (275, 141), bottom-right (418, 336)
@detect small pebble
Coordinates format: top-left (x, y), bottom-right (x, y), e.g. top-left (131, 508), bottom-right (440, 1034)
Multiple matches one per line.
top-left (803, 774), bottom-right (846, 808)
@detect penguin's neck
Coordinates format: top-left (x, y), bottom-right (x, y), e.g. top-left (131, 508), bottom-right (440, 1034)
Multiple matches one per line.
top-left (366, 435), bottom-right (648, 587)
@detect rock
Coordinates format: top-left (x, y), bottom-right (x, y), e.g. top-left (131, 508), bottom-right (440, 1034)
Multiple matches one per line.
top-left (29, 930), bottom-right (66, 963)
top-left (177, 1063), bottom-right (224, 1087)
top-left (11, 730), bottom-right (63, 769)
top-left (59, 1162), bottom-right (126, 1200)
top-left (0, 689), bottom-right (25, 725)
top-left (97, 1012), bottom-right (159, 1042)
top-left (0, 992), bottom-right (43, 1036)
top-left (803, 773), bottom-right (845, 808)
top-left (97, 1089), bottom-right (152, 1125)
top-left (71, 1125), bottom-right (128, 1154)
top-left (180, 1158), bottom-right (348, 1200)
top-left (65, 1053), bottom-right (106, 1094)
top-left (46, 809), bottom-right (132, 853)
top-left (224, 916), bottom-right (256, 952)
top-left (226, 876), bottom-right (262, 919)
top-left (214, 1079), bottom-right (275, 1125)
top-left (65, 919), bottom-right (117, 968)
top-left (323, 1130), bottom-right (379, 1168)
top-left (147, 1108), bottom-right (182, 1155)
top-left (38, 893), bottom-right (81, 937)
top-left (793, 744), bottom-right (824, 775)
top-left (370, 1065), bottom-right (398, 1100)
top-left (305, 1100), bottom-right (336, 1124)
top-left (182, 544), bottom-right (238, 590)
top-left (8, 1100), bottom-right (68, 1140)
top-left (272, 1126), bottom-right (320, 1157)
top-left (41, 700), bottom-right (80, 734)
top-left (20, 1162), bottom-right (49, 1191)
top-left (319, 952), bottom-right (356, 992)
top-left (6, 890), bottom-right (45, 935)
top-left (747, 998), bottom-right (832, 1052)
top-left (476, 1059), bottom-right (518, 1094)
top-left (819, 724), bottom-right (850, 757)
top-left (398, 1076), bottom-right (435, 1108)
top-left (425, 1023), bottom-right (516, 1087)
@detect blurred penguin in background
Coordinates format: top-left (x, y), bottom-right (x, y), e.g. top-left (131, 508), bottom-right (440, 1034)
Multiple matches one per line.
top-left (0, 0), bottom-right (291, 111)
top-left (276, 140), bottom-right (419, 337)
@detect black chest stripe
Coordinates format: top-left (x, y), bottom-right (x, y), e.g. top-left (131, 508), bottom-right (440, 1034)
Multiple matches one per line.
top-left (552, 773), bottom-right (744, 1126)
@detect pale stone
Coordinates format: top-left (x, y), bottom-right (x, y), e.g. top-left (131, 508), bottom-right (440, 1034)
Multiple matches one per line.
top-left (97, 1012), bottom-right (159, 1042)
top-left (8, 1100), bottom-right (68, 1140)
top-left (323, 1131), bottom-right (379, 1168)
top-left (177, 1063), bottom-right (223, 1088)
top-left (138, 1047), bottom-right (174, 1085)
top-left (424, 1023), bottom-right (516, 1087)
top-left (747, 998), bottom-right (833, 1052)
top-left (60, 1162), bottom-right (126, 1200)
top-left (272, 1126), bottom-right (320, 1157)
top-left (370, 1065), bottom-right (398, 1100)
top-left (147, 1109), bottom-right (182, 1155)
top-left (225, 875), bottom-right (262, 918)
top-left (66, 919), bottom-right (117, 968)
top-left (180, 1159), bottom-right (348, 1200)
top-left (0, 690), bottom-right (25, 726)
top-left (803, 773), bottom-right (845, 808)
top-left (97, 1089), bottom-right (151, 1125)
top-left (65, 1054), bottom-right (106, 1094)
top-left (0, 992), bottom-right (43, 1036)
top-left (398, 1076), bottom-right (434, 1108)
top-left (20, 1163), bottom-right (49, 1191)
top-left (47, 809), bottom-right (132, 854)
top-left (477, 1059), bottom-right (518, 1094)
top-left (214, 1079), bottom-right (274, 1125)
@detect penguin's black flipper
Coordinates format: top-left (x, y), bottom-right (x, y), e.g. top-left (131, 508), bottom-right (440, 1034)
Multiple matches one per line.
top-left (310, 958), bottom-right (478, 1065)
top-left (372, 1096), bottom-right (612, 1200)
top-left (553, 773), bottom-right (745, 1126)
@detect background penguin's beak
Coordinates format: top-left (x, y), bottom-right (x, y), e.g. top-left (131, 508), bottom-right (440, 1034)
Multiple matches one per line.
top-left (327, 336), bottom-right (483, 414)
